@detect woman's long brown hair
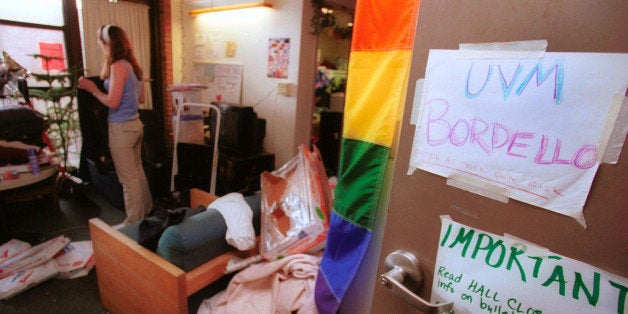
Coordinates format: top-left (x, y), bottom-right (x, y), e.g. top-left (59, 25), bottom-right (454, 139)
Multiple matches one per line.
top-left (99, 25), bottom-right (143, 81)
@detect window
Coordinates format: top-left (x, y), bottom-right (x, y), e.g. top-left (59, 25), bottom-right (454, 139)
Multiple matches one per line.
top-left (0, 24), bottom-right (68, 87)
top-left (0, 0), bottom-right (70, 87)
top-left (0, 0), bottom-right (83, 170)
top-left (0, 0), bottom-right (65, 26)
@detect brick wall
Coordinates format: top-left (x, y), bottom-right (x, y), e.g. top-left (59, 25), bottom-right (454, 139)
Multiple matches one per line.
top-left (158, 0), bottom-right (174, 149)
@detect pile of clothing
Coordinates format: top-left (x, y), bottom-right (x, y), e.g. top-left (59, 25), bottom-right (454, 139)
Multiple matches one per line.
top-left (198, 253), bottom-right (321, 314)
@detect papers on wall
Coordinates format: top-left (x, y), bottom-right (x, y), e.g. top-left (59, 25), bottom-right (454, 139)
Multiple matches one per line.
top-left (432, 216), bottom-right (628, 313)
top-left (408, 49), bottom-right (628, 225)
top-left (193, 62), bottom-right (243, 104)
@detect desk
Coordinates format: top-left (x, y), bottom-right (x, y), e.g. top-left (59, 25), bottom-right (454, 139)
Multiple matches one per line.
top-left (0, 166), bottom-right (59, 236)
top-left (0, 166), bottom-right (57, 191)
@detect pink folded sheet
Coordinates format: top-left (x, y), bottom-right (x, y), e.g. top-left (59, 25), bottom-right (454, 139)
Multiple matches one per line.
top-left (206, 253), bottom-right (321, 314)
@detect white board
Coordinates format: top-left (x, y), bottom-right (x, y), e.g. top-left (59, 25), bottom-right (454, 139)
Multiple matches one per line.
top-left (193, 62), bottom-right (242, 104)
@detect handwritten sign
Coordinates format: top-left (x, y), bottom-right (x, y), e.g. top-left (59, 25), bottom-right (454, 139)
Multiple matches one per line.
top-left (409, 51), bottom-right (628, 223)
top-left (432, 216), bottom-right (628, 313)
top-left (193, 62), bottom-right (242, 104)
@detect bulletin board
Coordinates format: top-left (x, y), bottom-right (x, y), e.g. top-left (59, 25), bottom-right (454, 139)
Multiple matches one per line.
top-left (192, 62), bottom-right (242, 104)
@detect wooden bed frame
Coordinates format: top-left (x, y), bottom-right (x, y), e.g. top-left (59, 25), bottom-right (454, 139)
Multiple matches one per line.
top-left (89, 188), bottom-right (254, 314)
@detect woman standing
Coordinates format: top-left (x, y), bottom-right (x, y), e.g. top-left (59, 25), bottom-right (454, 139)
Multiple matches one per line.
top-left (78, 24), bottom-right (152, 228)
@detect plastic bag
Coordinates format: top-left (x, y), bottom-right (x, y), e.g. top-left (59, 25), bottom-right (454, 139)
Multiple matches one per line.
top-left (260, 144), bottom-right (332, 261)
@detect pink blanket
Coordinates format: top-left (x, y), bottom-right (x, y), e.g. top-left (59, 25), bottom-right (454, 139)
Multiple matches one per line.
top-left (204, 253), bottom-right (321, 314)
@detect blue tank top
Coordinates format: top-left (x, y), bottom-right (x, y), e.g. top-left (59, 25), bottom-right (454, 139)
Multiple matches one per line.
top-left (104, 60), bottom-right (141, 123)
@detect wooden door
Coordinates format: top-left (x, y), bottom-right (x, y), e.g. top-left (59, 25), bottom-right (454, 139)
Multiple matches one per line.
top-left (371, 1), bottom-right (627, 313)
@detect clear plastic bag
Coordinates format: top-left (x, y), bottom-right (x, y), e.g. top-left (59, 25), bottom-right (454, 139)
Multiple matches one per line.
top-left (260, 145), bottom-right (332, 261)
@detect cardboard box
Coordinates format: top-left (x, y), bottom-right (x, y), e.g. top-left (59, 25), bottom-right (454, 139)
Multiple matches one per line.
top-left (53, 241), bottom-right (95, 279)
top-left (172, 114), bottom-right (205, 144)
top-left (0, 236), bottom-right (69, 279)
top-left (0, 260), bottom-right (58, 300)
top-left (0, 239), bottom-right (31, 265)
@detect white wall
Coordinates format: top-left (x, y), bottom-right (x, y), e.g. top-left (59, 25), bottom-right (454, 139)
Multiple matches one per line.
top-left (176, 0), bottom-right (304, 166)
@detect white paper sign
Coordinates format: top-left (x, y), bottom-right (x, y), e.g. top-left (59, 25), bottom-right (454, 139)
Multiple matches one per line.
top-left (432, 216), bottom-right (628, 313)
top-left (409, 50), bottom-right (628, 224)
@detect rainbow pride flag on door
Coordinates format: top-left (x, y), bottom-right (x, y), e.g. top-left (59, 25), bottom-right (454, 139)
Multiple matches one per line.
top-left (315, 1), bottom-right (420, 313)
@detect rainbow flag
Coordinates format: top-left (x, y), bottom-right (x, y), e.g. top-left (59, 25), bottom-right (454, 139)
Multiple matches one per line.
top-left (315, 1), bottom-right (420, 312)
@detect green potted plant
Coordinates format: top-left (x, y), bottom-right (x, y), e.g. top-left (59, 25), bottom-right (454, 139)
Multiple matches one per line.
top-left (27, 54), bottom-right (82, 177)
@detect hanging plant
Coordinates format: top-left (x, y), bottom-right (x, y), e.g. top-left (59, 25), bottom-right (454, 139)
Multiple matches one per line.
top-left (311, 0), bottom-right (353, 40)
top-left (310, 0), bottom-right (335, 35)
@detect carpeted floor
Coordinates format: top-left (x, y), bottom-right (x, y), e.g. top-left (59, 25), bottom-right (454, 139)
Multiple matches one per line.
top-left (0, 184), bottom-right (126, 313)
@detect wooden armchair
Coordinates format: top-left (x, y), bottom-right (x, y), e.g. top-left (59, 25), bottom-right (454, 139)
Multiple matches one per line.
top-left (89, 188), bottom-right (256, 314)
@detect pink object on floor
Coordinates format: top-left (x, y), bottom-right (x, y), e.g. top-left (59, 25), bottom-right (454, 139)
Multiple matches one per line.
top-left (210, 253), bottom-right (321, 314)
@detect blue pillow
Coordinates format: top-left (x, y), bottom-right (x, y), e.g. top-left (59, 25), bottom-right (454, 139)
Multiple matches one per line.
top-left (154, 192), bottom-right (262, 272)
top-left (156, 208), bottom-right (231, 272)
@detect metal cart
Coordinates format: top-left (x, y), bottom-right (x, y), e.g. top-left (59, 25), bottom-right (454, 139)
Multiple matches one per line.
top-left (170, 102), bottom-right (221, 195)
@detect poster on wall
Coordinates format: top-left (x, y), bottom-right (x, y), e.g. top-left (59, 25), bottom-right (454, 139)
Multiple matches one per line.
top-left (193, 62), bottom-right (242, 104)
top-left (408, 49), bottom-right (628, 225)
top-left (432, 216), bottom-right (628, 313)
top-left (267, 37), bottom-right (290, 78)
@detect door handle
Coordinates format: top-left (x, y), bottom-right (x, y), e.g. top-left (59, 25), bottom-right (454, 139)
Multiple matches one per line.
top-left (379, 250), bottom-right (454, 314)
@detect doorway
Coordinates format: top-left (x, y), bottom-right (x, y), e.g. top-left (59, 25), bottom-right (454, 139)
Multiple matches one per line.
top-left (310, 1), bottom-right (354, 177)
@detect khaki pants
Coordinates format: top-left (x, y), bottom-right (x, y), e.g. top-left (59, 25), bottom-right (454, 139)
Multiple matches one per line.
top-left (109, 119), bottom-right (153, 225)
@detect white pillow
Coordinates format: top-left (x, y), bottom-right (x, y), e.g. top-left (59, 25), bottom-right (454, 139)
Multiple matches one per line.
top-left (209, 193), bottom-right (256, 251)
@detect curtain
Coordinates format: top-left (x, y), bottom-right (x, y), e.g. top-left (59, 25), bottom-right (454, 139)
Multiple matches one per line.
top-left (314, 0), bottom-right (420, 313)
top-left (78, 0), bottom-right (152, 109)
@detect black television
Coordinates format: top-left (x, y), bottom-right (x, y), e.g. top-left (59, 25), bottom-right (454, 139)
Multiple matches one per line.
top-left (210, 101), bottom-right (265, 157)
